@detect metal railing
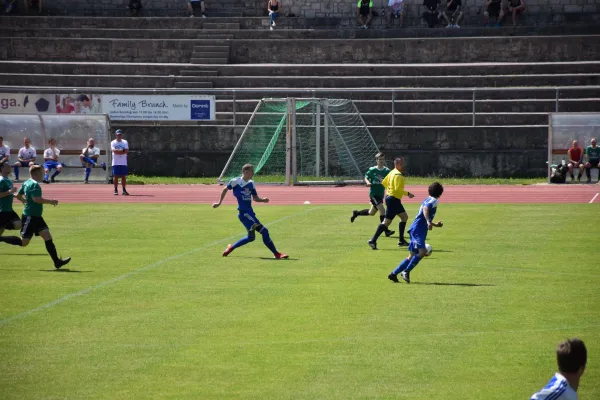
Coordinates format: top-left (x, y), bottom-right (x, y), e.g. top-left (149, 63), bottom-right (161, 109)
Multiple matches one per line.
top-left (1, 86), bottom-right (599, 127)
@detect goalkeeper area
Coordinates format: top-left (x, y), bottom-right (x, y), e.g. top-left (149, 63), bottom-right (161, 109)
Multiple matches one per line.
top-left (549, 112), bottom-right (600, 181)
top-left (218, 98), bottom-right (381, 185)
top-left (0, 114), bottom-right (111, 183)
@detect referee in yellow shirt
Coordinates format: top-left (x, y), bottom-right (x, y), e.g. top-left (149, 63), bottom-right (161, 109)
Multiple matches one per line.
top-left (368, 157), bottom-right (414, 250)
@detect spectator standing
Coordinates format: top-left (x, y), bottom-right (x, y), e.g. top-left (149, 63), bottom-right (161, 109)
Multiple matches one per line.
top-left (268, 0), bottom-right (280, 30)
top-left (484, 0), bottom-right (504, 27)
top-left (111, 130), bottom-right (130, 196)
top-left (188, 0), bottom-right (206, 17)
top-left (386, 0), bottom-right (405, 28)
top-left (530, 338), bottom-right (587, 400)
top-left (567, 140), bottom-right (584, 183)
top-left (442, 0), bottom-right (463, 28)
top-left (356, 0), bottom-right (373, 29)
top-left (584, 137), bottom-right (600, 183)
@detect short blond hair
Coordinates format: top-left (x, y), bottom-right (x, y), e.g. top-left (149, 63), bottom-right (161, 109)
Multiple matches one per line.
top-left (29, 165), bottom-right (43, 177)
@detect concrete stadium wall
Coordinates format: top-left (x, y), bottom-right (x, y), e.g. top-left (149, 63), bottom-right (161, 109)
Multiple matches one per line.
top-left (116, 125), bottom-right (548, 177)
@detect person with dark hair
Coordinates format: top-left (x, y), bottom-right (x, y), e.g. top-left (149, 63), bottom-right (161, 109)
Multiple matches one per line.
top-left (388, 182), bottom-right (444, 284)
top-left (422, 0), bottom-right (441, 28)
top-left (0, 161), bottom-right (23, 242)
top-left (530, 338), bottom-right (587, 399)
top-left (13, 137), bottom-right (36, 182)
top-left (213, 163), bottom-right (288, 259)
top-left (367, 157), bottom-right (415, 250)
top-left (128, 0), bottom-right (142, 16)
top-left (350, 152), bottom-right (394, 237)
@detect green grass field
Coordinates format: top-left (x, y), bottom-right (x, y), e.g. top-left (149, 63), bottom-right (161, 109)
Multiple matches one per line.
top-left (1, 203), bottom-right (599, 399)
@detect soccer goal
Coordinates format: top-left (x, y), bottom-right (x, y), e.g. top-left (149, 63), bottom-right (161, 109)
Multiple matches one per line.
top-left (548, 112), bottom-right (600, 182)
top-left (0, 113), bottom-right (112, 183)
top-left (218, 98), bottom-right (381, 185)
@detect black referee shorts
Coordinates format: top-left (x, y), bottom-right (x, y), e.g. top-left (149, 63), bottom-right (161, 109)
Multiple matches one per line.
top-left (384, 196), bottom-right (406, 220)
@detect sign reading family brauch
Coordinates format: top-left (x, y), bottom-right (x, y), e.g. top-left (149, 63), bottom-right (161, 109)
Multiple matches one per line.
top-left (101, 95), bottom-right (216, 121)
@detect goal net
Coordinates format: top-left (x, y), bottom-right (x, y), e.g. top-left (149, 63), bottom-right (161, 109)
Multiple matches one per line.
top-left (0, 113), bottom-right (112, 183)
top-left (549, 113), bottom-right (600, 182)
top-left (218, 98), bottom-right (381, 185)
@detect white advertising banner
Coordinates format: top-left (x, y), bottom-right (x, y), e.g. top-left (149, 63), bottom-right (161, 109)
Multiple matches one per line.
top-left (101, 95), bottom-right (216, 121)
top-left (0, 93), bottom-right (56, 114)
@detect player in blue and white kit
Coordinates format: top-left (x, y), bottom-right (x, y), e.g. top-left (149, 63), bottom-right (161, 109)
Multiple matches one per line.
top-left (530, 338), bottom-right (587, 400)
top-left (388, 182), bottom-right (444, 284)
top-left (213, 163), bottom-right (289, 259)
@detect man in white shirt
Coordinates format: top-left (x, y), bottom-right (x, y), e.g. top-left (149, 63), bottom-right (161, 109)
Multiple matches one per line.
top-left (0, 136), bottom-right (9, 165)
top-left (43, 138), bottom-right (63, 184)
top-left (530, 338), bottom-right (587, 400)
top-left (80, 138), bottom-right (106, 183)
top-left (111, 129), bottom-right (129, 196)
top-left (13, 137), bottom-right (36, 182)
top-left (386, 0), bottom-right (405, 28)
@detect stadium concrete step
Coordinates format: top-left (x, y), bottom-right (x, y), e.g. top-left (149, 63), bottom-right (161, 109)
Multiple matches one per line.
top-left (179, 69), bottom-right (219, 76)
top-left (203, 22), bottom-right (240, 30)
top-left (209, 74), bottom-right (600, 88)
top-left (190, 58), bottom-right (229, 64)
top-left (174, 81), bottom-right (214, 88)
top-left (193, 45), bottom-right (231, 52)
top-left (0, 28), bottom-right (236, 40)
top-left (0, 73), bottom-right (176, 88)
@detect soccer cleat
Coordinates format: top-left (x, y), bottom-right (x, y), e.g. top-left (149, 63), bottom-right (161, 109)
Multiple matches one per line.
top-left (453, 24), bottom-right (460, 28)
top-left (114, 189), bottom-right (118, 196)
top-left (100, 162), bottom-right (107, 171)
top-left (398, 241), bottom-right (409, 247)
top-left (122, 190), bottom-right (130, 196)
top-left (368, 240), bottom-right (377, 250)
top-left (388, 273), bottom-right (399, 283)
top-left (55, 257), bottom-right (71, 269)
top-left (270, 26), bottom-right (273, 31)
top-left (401, 271), bottom-right (410, 283)
top-left (42, 179), bottom-right (49, 184)
top-left (51, 177), bottom-right (56, 183)
top-left (84, 180), bottom-right (89, 184)
top-left (222, 244), bottom-right (233, 257)
top-left (274, 252), bottom-right (289, 259)
top-left (385, 229), bottom-right (395, 237)
top-left (350, 210), bottom-right (358, 223)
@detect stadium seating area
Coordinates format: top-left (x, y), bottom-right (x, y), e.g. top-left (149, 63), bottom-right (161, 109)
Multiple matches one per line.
top-left (1, 10), bottom-right (600, 178)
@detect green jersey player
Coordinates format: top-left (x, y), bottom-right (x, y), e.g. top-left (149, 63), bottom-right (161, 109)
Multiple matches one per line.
top-left (350, 153), bottom-right (395, 237)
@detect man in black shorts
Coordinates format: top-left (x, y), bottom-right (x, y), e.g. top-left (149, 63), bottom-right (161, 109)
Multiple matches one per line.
top-left (356, 0), bottom-right (373, 29)
top-left (423, 0), bottom-right (442, 28)
top-left (484, 0), bottom-right (505, 26)
top-left (442, 0), bottom-right (463, 28)
top-left (0, 162), bottom-right (23, 243)
top-left (0, 165), bottom-right (70, 269)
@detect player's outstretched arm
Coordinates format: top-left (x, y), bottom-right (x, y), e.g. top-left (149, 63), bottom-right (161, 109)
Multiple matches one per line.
top-left (32, 196), bottom-right (58, 206)
top-left (212, 187), bottom-right (229, 208)
top-left (253, 195), bottom-right (270, 203)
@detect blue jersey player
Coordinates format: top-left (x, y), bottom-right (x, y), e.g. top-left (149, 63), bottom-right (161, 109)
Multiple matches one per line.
top-left (213, 163), bottom-right (289, 259)
top-left (388, 182), bottom-right (444, 284)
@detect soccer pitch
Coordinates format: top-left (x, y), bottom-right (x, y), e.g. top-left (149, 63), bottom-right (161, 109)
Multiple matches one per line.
top-left (1, 203), bottom-right (599, 399)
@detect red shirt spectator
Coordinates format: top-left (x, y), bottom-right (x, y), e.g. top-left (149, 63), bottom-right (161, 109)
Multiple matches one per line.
top-left (567, 140), bottom-right (584, 182)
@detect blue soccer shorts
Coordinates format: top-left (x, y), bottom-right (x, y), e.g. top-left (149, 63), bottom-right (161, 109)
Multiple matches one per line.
top-left (44, 161), bottom-right (61, 170)
top-left (408, 227), bottom-right (427, 254)
top-left (238, 211), bottom-right (261, 231)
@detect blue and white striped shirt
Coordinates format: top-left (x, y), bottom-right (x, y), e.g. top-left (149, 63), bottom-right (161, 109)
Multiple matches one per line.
top-left (530, 373), bottom-right (577, 400)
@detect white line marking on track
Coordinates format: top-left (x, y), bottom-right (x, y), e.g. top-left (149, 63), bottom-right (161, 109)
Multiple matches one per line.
top-left (590, 192), bottom-right (599, 204)
top-left (0, 207), bottom-right (322, 328)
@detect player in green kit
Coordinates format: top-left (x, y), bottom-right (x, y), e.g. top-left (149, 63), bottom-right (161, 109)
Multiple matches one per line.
top-left (350, 153), bottom-right (395, 237)
top-left (0, 165), bottom-right (71, 269)
top-left (0, 161), bottom-right (24, 241)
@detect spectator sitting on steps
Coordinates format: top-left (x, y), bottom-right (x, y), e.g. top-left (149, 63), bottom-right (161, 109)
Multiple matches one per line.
top-left (386, 0), bottom-right (405, 28)
top-left (567, 140), bottom-right (584, 183)
top-left (4, 0), bottom-right (16, 13)
top-left (442, 0), bottom-right (463, 28)
top-left (267, 0), bottom-right (280, 31)
top-left (24, 0), bottom-right (43, 14)
top-left (422, 0), bottom-right (442, 28)
top-left (356, 0), bottom-right (373, 29)
top-left (128, 0), bottom-right (142, 16)
top-left (484, 0), bottom-right (505, 27)
top-left (188, 0), bottom-right (206, 17)
top-left (507, 0), bottom-right (525, 26)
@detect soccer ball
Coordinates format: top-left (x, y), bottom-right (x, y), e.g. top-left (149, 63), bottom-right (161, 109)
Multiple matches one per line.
top-left (425, 243), bottom-right (433, 256)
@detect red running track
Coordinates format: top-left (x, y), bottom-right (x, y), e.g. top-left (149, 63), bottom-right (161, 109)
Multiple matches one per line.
top-left (36, 184), bottom-right (600, 205)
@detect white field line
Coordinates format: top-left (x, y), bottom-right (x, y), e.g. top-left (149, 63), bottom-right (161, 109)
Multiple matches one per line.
top-left (590, 192), bottom-right (599, 204)
top-left (0, 207), bottom-right (322, 328)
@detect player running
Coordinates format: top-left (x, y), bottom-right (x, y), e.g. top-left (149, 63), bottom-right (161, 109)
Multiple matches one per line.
top-left (367, 157), bottom-right (415, 249)
top-left (0, 165), bottom-right (71, 269)
top-left (388, 182), bottom-right (444, 284)
top-left (0, 161), bottom-right (23, 241)
top-left (213, 164), bottom-right (288, 259)
top-left (350, 152), bottom-right (395, 237)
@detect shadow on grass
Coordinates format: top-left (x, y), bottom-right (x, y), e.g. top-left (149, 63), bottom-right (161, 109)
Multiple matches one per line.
top-left (2, 253), bottom-right (47, 256)
top-left (39, 269), bottom-right (92, 273)
top-left (412, 281), bottom-right (494, 287)
top-left (227, 256), bottom-right (299, 261)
